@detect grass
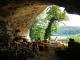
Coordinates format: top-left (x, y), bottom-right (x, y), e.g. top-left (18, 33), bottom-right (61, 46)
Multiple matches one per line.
top-left (51, 34), bottom-right (80, 43)
top-left (67, 34), bottom-right (80, 42)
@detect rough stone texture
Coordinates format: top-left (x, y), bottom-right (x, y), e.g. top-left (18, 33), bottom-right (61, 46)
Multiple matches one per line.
top-left (0, 0), bottom-right (80, 42)
top-left (0, 1), bottom-right (49, 42)
top-left (0, 0), bottom-right (80, 14)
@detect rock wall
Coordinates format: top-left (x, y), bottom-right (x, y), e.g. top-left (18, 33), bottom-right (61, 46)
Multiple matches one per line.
top-left (0, 1), bottom-right (49, 43)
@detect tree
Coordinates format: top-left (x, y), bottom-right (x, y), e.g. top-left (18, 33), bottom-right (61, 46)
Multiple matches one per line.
top-left (29, 5), bottom-right (68, 40)
top-left (44, 5), bottom-right (68, 39)
top-left (29, 11), bottom-right (47, 40)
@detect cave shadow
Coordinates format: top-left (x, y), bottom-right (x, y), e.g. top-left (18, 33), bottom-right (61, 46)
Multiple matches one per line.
top-left (55, 38), bottom-right (80, 60)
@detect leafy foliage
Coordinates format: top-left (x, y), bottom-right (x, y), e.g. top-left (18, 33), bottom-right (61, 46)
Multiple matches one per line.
top-left (44, 5), bottom-right (68, 39)
top-left (29, 11), bottom-right (47, 40)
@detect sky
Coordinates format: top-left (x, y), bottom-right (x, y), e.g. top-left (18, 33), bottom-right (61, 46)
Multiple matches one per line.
top-left (60, 7), bottom-right (80, 26)
top-left (45, 6), bottom-right (80, 27)
top-left (59, 14), bottom-right (80, 26)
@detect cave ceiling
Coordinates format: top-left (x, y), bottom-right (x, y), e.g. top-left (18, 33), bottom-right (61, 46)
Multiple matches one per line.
top-left (0, 0), bottom-right (80, 15)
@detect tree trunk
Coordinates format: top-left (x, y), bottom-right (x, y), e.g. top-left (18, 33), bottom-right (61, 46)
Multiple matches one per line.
top-left (44, 17), bottom-right (55, 39)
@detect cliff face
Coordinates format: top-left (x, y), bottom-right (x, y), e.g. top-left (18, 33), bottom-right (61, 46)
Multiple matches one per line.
top-left (0, 0), bottom-right (80, 42)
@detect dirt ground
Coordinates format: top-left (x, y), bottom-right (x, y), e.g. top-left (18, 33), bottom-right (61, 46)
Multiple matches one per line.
top-left (31, 49), bottom-right (66, 60)
top-left (30, 43), bottom-right (67, 60)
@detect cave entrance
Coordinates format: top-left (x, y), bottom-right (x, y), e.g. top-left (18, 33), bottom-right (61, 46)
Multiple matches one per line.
top-left (30, 4), bottom-right (80, 43)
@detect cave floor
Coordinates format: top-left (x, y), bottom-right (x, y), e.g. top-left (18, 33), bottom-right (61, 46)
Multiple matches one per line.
top-left (30, 50), bottom-right (66, 60)
top-left (30, 45), bottom-right (67, 60)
